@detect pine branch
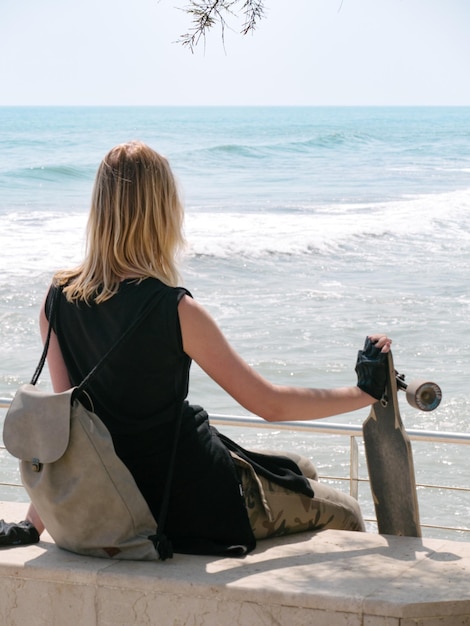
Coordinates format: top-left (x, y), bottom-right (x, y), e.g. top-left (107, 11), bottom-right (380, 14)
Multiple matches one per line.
top-left (178, 0), bottom-right (266, 52)
top-left (240, 0), bottom-right (264, 36)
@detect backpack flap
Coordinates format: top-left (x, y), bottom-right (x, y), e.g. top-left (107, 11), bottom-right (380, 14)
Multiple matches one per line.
top-left (3, 384), bottom-right (73, 468)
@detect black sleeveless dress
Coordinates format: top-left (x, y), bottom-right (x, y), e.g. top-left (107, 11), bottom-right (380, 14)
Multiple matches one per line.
top-left (46, 277), bottom-right (312, 555)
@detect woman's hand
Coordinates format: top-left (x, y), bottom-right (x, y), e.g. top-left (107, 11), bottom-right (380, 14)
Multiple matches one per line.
top-left (367, 334), bottom-right (392, 353)
top-left (355, 335), bottom-right (392, 401)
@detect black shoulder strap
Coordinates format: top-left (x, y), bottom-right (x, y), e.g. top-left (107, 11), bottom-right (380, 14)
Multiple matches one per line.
top-left (30, 286), bottom-right (62, 386)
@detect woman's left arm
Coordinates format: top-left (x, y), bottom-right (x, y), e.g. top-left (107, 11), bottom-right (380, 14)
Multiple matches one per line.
top-left (39, 301), bottom-right (71, 393)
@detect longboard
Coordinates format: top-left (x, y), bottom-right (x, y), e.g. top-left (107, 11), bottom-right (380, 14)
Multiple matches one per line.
top-left (363, 350), bottom-right (423, 537)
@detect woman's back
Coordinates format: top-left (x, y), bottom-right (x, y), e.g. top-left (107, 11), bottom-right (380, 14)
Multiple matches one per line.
top-left (46, 278), bottom-right (191, 436)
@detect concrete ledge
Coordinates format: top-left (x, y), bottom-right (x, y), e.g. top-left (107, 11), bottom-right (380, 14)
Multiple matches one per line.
top-left (1, 502), bottom-right (469, 626)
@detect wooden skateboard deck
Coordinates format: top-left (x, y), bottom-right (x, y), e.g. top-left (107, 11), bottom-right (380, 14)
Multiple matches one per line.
top-left (363, 350), bottom-right (422, 537)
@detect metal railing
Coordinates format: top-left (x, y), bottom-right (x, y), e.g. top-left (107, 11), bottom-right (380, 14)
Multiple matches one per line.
top-left (2, 398), bottom-right (469, 537)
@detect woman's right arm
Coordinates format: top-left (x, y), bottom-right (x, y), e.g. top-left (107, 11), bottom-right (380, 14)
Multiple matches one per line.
top-left (178, 295), bottom-right (390, 423)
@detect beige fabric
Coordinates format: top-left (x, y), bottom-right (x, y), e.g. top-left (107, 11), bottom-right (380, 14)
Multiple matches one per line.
top-left (4, 385), bottom-right (159, 560)
top-left (231, 450), bottom-right (365, 540)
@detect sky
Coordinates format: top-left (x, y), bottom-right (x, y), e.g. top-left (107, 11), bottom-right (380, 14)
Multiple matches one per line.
top-left (1, 0), bottom-right (470, 106)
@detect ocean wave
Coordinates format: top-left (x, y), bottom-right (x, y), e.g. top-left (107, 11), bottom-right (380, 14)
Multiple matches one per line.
top-left (199, 144), bottom-right (266, 160)
top-left (1, 188), bottom-right (468, 271)
top-left (6, 164), bottom-right (92, 183)
top-left (184, 188), bottom-right (470, 259)
top-left (280, 131), bottom-right (376, 152)
top-left (186, 131), bottom-right (376, 163)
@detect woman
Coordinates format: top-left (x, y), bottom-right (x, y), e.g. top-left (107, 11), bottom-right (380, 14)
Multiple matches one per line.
top-left (1, 142), bottom-right (391, 553)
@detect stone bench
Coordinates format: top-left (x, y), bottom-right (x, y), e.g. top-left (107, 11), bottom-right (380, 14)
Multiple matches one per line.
top-left (0, 501), bottom-right (469, 625)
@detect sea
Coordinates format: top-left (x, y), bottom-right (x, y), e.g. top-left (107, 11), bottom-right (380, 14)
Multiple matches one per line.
top-left (1, 106), bottom-right (469, 540)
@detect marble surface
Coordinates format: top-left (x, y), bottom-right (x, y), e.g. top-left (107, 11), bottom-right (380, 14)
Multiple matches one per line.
top-left (1, 501), bottom-right (469, 625)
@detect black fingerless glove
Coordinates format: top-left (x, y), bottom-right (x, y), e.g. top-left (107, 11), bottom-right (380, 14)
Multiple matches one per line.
top-left (355, 336), bottom-right (388, 400)
top-left (0, 519), bottom-right (40, 546)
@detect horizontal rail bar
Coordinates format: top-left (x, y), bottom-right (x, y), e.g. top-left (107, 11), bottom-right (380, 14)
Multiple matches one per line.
top-left (2, 398), bottom-right (469, 445)
top-left (210, 413), bottom-right (470, 445)
top-left (2, 399), bottom-right (469, 445)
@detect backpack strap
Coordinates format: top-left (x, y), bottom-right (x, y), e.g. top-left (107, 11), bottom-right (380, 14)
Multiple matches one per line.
top-left (30, 286), bottom-right (62, 385)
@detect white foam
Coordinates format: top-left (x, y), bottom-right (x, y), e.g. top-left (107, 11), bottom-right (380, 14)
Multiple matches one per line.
top-left (0, 211), bottom-right (86, 277)
top-left (185, 187), bottom-right (470, 258)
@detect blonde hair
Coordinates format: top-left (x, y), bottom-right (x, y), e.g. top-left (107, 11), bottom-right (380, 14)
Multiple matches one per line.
top-left (55, 141), bottom-right (185, 303)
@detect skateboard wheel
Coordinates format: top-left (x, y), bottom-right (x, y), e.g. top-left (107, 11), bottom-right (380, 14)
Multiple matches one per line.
top-left (405, 380), bottom-right (442, 411)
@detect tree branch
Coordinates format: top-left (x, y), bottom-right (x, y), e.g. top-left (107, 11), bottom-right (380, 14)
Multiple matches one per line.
top-left (178, 0), bottom-right (266, 52)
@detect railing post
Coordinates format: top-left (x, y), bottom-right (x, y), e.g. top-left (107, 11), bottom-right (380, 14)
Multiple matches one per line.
top-left (350, 435), bottom-right (359, 500)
